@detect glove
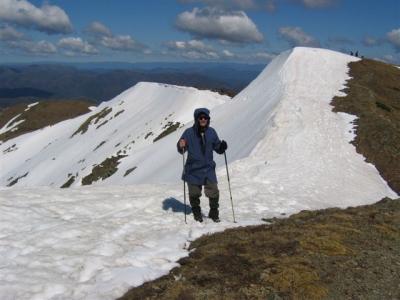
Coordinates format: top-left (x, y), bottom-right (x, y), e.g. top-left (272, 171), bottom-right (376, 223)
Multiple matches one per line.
top-left (219, 140), bottom-right (227, 152)
top-left (177, 139), bottom-right (187, 154)
top-left (179, 139), bottom-right (186, 149)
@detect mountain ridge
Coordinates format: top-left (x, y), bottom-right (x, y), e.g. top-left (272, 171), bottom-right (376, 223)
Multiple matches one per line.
top-left (1, 48), bottom-right (397, 199)
top-left (0, 47), bottom-right (398, 300)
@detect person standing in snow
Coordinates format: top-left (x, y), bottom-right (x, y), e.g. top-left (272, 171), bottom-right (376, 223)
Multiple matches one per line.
top-left (177, 108), bottom-right (227, 223)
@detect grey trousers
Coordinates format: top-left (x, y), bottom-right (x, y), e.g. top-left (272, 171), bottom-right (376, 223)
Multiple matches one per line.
top-left (187, 179), bottom-right (219, 211)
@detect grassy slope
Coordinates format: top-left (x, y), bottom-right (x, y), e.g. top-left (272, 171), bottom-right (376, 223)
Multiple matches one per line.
top-left (332, 59), bottom-right (400, 194)
top-left (0, 100), bottom-right (93, 142)
top-left (118, 60), bottom-right (400, 300)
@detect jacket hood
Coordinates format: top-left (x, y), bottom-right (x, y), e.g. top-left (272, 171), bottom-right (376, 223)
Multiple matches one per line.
top-left (193, 108), bottom-right (210, 120)
top-left (193, 107), bottom-right (210, 132)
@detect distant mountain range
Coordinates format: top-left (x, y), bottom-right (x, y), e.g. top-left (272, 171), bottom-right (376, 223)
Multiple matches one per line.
top-left (0, 62), bottom-right (265, 108)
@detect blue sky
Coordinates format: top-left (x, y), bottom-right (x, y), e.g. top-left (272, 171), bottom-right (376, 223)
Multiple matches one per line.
top-left (0, 0), bottom-right (399, 64)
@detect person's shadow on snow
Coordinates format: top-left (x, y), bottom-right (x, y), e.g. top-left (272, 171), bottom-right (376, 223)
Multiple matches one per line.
top-left (162, 198), bottom-right (192, 214)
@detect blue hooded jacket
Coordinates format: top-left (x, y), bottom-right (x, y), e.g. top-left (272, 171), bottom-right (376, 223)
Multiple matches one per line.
top-left (177, 108), bottom-right (224, 185)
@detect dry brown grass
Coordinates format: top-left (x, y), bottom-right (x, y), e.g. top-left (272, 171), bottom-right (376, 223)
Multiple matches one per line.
top-left (71, 106), bottom-right (112, 137)
top-left (81, 154), bottom-right (127, 185)
top-left (331, 59), bottom-right (400, 194)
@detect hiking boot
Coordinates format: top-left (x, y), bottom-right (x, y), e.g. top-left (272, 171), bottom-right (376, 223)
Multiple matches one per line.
top-left (208, 209), bottom-right (220, 222)
top-left (190, 197), bottom-right (203, 223)
top-left (208, 197), bottom-right (220, 222)
top-left (208, 197), bottom-right (220, 223)
top-left (194, 213), bottom-right (203, 223)
top-left (192, 207), bottom-right (203, 222)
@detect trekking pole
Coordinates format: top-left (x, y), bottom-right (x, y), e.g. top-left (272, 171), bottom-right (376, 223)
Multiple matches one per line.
top-left (182, 147), bottom-right (187, 224)
top-left (224, 151), bottom-right (236, 223)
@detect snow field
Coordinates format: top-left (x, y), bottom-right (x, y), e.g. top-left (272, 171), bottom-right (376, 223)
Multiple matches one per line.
top-left (0, 184), bottom-right (258, 300)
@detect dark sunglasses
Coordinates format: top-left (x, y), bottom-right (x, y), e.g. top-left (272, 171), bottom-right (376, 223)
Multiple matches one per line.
top-left (198, 116), bottom-right (209, 120)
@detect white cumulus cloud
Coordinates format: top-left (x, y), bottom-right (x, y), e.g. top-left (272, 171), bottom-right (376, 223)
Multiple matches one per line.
top-left (222, 49), bottom-right (235, 57)
top-left (279, 26), bottom-right (320, 47)
top-left (0, 25), bottom-right (23, 41)
top-left (100, 35), bottom-right (145, 51)
top-left (178, 0), bottom-right (275, 11)
top-left (362, 36), bottom-right (381, 47)
top-left (175, 7), bottom-right (264, 43)
top-left (58, 37), bottom-right (98, 55)
top-left (387, 28), bottom-right (400, 51)
top-left (166, 39), bottom-right (212, 51)
top-left (86, 21), bottom-right (112, 37)
top-left (86, 21), bottom-right (147, 52)
top-left (165, 39), bottom-right (219, 60)
top-left (298, 0), bottom-right (335, 8)
top-left (0, 0), bottom-right (72, 34)
top-left (8, 39), bottom-right (57, 54)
